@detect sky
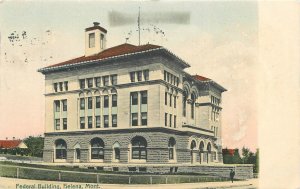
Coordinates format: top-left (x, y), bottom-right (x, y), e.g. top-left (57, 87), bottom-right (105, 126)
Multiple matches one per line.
top-left (0, 1), bottom-right (258, 151)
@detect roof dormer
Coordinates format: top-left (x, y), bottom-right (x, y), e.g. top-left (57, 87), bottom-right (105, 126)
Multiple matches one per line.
top-left (85, 22), bottom-right (107, 57)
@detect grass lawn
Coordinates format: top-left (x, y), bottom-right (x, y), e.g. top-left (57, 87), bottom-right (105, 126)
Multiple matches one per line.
top-left (0, 161), bottom-right (233, 184)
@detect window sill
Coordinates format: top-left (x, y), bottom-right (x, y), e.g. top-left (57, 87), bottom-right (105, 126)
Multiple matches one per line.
top-left (129, 159), bottom-right (146, 163)
top-left (90, 159), bottom-right (104, 163)
top-left (54, 159), bottom-right (67, 163)
top-left (112, 159), bottom-right (120, 163)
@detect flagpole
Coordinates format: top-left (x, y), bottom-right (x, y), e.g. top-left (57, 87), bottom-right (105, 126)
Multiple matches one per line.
top-left (138, 6), bottom-right (141, 46)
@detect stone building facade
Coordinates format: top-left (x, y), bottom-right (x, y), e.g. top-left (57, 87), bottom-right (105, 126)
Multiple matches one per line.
top-left (38, 23), bottom-right (227, 169)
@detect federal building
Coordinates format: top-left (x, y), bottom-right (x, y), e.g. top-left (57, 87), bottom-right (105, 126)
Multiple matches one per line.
top-left (38, 22), bottom-right (230, 173)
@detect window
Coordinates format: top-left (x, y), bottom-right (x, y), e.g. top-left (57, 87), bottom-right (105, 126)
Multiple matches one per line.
top-left (164, 71), bottom-right (167, 81)
top-left (62, 100), bottom-right (67, 111)
top-left (55, 139), bottom-right (67, 159)
top-left (59, 82), bottom-right (63, 91)
top-left (174, 96), bottom-right (176, 108)
top-left (89, 33), bottom-right (95, 48)
top-left (131, 136), bottom-right (147, 160)
top-left (103, 76), bottom-right (109, 86)
top-left (80, 117), bottom-right (85, 129)
top-left (167, 73), bottom-right (170, 82)
top-left (191, 93), bottom-right (195, 119)
top-left (75, 148), bottom-right (80, 160)
top-left (104, 115), bottom-right (109, 128)
top-left (169, 94), bottom-right (172, 107)
top-left (169, 114), bottom-right (172, 127)
top-left (80, 98), bottom-right (85, 110)
top-left (100, 34), bottom-right (104, 49)
top-left (91, 138), bottom-right (104, 159)
top-left (183, 91), bottom-right (187, 117)
top-left (64, 81), bottom-right (68, 91)
top-left (95, 96), bottom-right (101, 108)
top-left (141, 112), bottom-right (147, 126)
top-left (104, 95), bottom-right (109, 108)
top-left (165, 113), bottom-right (168, 126)
top-left (54, 83), bottom-right (58, 92)
top-left (174, 116), bottom-right (176, 128)
top-left (55, 119), bottom-right (60, 130)
top-left (95, 116), bottom-right (100, 128)
top-left (143, 70), bottom-right (149, 81)
top-left (165, 92), bottom-right (167, 105)
top-left (168, 138), bottom-right (176, 160)
top-left (112, 94), bottom-right (117, 107)
top-left (87, 78), bottom-right (93, 88)
top-left (95, 77), bottom-right (101, 87)
top-left (207, 143), bottom-right (212, 153)
top-left (176, 77), bottom-right (179, 86)
top-left (54, 100), bottom-right (60, 112)
top-left (63, 118), bottom-right (67, 130)
top-left (112, 115), bottom-right (117, 127)
top-left (88, 97), bottom-right (93, 109)
top-left (111, 75), bottom-right (117, 85)
top-left (88, 116), bottom-right (93, 128)
top-left (131, 113), bottom-right (138, 126)
top-left (130, 72), bottom-right (135, 82)
top-left (114, 148), bottom-right (120, 160)
top-left (79, 79), bottom-right (85, 89)
top-left (131, 92), bottom-right (138, 105)
top-left (141, 91), bottom-right (147, 104)
top-left (137, 71), bottom-right (142, 81)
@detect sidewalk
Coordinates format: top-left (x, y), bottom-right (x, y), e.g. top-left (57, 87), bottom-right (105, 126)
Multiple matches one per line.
top-left (0, 176), bottom-right (258, 189)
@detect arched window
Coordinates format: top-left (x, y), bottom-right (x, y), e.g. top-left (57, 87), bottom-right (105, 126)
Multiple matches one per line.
top-left (113, 142), bottom-right (120, 161)
top-left (91, 138), bottom-right (104, 160)
top-left (190, 140), bottom-right (196, 164)
top-left (55, 139), bottom-right (67, 159)
top-left (199, 141), bottom-right (204, 163)
top-left (207, 143), bottom-right (211, 153)
top-left (131, 136), bottom-right (147, 160)
top-left (199, 141), bottom-right (204, 152)
top-left (207, 142), bottom-right (212, 163)
top-left (191, 93), bottom-right (196, 119)
top-left (190, 140), bottom-right (196, 150)
top-left (183, 91), bottom-right (187, 117)
top-left (168, 137), bottom-right (176, 160)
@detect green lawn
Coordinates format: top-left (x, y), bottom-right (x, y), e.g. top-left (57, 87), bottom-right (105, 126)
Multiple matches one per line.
top-left (0, 162), bottom-right (233, 184)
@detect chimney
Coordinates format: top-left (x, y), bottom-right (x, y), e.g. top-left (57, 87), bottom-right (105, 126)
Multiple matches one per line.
top-left (13, 137), bottom-right (15, 140)
top-left (85, 22), bottom-right (107, 57)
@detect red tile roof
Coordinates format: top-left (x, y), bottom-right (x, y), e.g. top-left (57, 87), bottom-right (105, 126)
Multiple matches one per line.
top-left (0, 140), bottom-right (23, 149)
top-left (46, 43), bottom-right (161, 69)
top-left (193, 74), bottom-right (211, 81)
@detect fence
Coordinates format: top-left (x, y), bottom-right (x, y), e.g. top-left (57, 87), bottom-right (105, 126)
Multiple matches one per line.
top-left (0, 164), bottom-right (230, 184)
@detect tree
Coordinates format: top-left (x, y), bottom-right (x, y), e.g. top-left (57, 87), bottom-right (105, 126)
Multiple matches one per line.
top-left (254, 149), bottom-right (259, 173)
top-left (242, 147), bottom-right (250, 164)
top-left (232, 148), bottom-right (242, 164)
top-left (222, 148), bottom-right (242, 164)
top-left (23, 136), bottom-right (44, 157)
